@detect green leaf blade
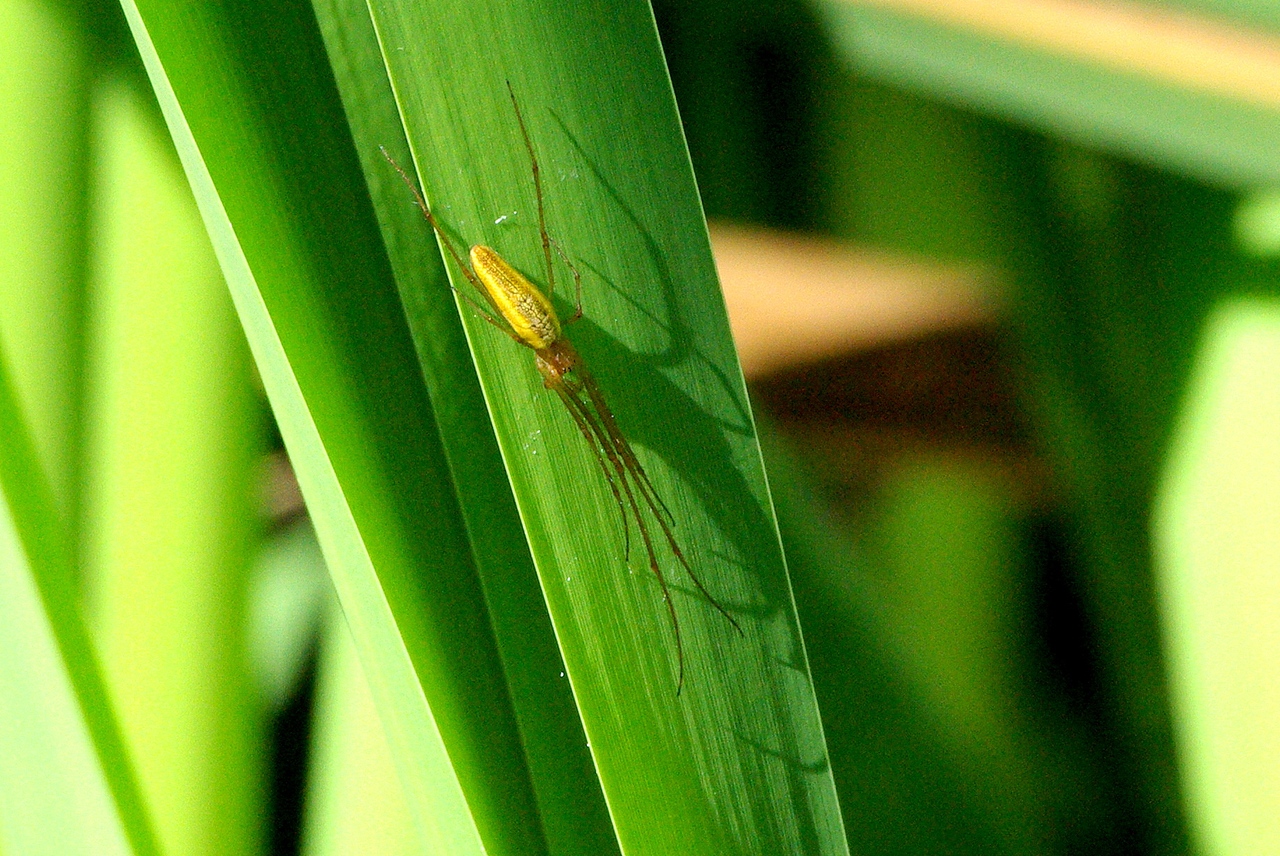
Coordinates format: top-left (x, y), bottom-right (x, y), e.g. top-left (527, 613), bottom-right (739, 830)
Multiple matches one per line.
top-left (365, 0), bottom-right (848, 851)
top-left (0, 350), bottom-right (158, 856)
top-left (117, 0), bottom-right (524, 851)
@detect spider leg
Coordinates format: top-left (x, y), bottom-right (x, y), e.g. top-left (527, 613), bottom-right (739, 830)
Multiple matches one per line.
top-left (561, 371), bottom-right (686, 693)
top-left (581, 372), bottom-right (743, 637)
top-left (380, 147), bottom-right (521, 340)
top-left (506, 82), bottom-right (556, 306)
top-left (550, 237), bottom-right (583, 323)
top-left (550, 380), bottom-right (631, 560)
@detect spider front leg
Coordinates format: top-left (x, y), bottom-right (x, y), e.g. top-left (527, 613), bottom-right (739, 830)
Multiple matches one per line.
top-left (380, 146), bottom-right (525, 343)
top-left (549, 237), bottom-right (583, 323)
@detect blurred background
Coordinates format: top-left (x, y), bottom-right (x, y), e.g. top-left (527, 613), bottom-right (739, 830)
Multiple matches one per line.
top-left (3, 0), bottom-right (1279, 854)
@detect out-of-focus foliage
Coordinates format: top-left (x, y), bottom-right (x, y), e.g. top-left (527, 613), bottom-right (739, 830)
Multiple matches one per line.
top-left (3, 0), bottom-right (1279, 854)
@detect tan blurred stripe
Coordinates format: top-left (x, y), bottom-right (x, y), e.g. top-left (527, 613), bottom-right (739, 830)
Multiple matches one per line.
top-left (844, 0), bottom-right (1280, 109)
top-left (711, 222), bottom-right (997, 378)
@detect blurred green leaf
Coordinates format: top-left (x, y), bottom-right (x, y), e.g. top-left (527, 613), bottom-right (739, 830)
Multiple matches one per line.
top-left (1154, 297), bottom-right (1280, 856)
top-left (81, 78), bottom-right (263, 856)
top-left (0, 338), bottom-right (157, 856)
top-left (303, 598), bottom-right (416, 856)
top-left (820, 0), bottom-right (1280, 187)
top-left (0, 0), bottom-right (91, 525)
top-left (0, 1), bottom-right (155, 851)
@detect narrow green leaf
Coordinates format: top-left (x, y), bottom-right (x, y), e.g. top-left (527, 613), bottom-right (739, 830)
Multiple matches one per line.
top-left (0, 348), bottom-right (157, 856)
top-left (311, 0), bottom-right (615, 850)
top-left (359, 0), bottom-right (848, 851)
top-left (116, 0), bottom-right (503, 852)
